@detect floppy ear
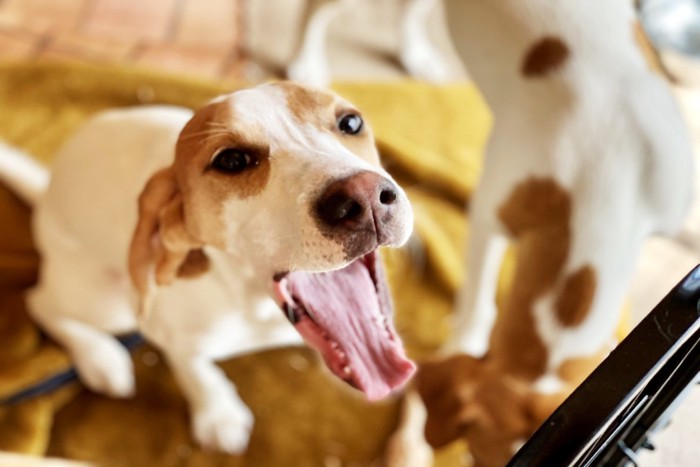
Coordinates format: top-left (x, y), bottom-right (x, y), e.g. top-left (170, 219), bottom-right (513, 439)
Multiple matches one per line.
top-left (128, 167), bottom-right (202, 315)
top-left (417, 355), bottom-right (486, 448)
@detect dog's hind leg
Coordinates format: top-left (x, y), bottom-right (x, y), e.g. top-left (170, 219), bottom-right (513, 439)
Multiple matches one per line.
top-left (26, 246), bottom-right (137, 398)
top-left (28, 286), bottom-right (136, 398)
top-left (164, 351), bottom-right (253, 454)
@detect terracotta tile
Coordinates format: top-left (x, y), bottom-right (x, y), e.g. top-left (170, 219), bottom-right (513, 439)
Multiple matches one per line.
top-left (36, 45), bottom-right (88, 64)
top-left (0, 0), bottom-right (87, 33)
top-left (82, 0), bottom-right (177, 43)
top-left (0, 27), bottom-right (43, 59)
top-left (41, 32), bottom-right (136, 63)
top-left (219, 51), bottom-right (247, 82)
top-left (134, 42), bottom-right (230, 78)
top-left (176, 0), bottom-right (239, 48)
top-left (0, 9), bottom-right (49, 36)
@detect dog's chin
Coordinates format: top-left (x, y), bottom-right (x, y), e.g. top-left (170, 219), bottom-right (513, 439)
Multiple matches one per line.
top-left (272, 249), bottom-right (415, 401)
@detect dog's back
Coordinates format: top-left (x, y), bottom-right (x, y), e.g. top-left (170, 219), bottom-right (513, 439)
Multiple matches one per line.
top-left (34, 106), bottom-right (192, 270)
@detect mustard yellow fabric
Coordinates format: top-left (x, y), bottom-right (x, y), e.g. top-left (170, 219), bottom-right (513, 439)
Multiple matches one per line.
top-left (0, 62), bottom-right (491, 466)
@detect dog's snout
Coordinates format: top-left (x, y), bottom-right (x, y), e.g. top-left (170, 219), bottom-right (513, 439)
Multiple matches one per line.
top-left (316, 172), bottom-right (398, 232)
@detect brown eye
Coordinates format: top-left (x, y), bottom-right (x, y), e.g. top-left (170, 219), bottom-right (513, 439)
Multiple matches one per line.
top-left (211, 149), bottom-right (258, 173)
top-left (338, 113), bottom-right (363, 135)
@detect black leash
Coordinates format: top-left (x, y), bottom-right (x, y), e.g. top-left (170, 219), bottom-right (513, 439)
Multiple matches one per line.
top-left (0, 332), bottom-right (145, 405)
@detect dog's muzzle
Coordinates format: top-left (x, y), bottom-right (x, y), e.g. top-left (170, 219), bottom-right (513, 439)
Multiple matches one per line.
top-left (314, 171), bottom-right (406, 259)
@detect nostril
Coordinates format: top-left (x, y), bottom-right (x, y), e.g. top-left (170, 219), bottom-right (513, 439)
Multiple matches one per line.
top-left (318, 192), bottom-right (364, 225)
top-left (379, 188), bottom-right (397, 205)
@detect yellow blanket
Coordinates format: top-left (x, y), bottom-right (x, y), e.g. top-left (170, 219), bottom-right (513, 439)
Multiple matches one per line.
top-left (0, 62), bottom-right (490, 466)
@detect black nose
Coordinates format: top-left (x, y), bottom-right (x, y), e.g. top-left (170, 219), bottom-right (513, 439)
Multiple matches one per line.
top-left (315, 171), bottom-right (398, 234)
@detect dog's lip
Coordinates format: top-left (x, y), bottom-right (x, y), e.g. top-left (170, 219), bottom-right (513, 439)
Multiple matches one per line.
top-left (273, 271), bottom-right (289, 282)
top-left (271, 251), bottom-right (415, 400)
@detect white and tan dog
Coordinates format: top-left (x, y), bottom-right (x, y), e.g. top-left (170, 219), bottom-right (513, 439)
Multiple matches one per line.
top-left (0, 82), bottom-right (416, 453)
top-left (383, 1), bottom-right (695, 466)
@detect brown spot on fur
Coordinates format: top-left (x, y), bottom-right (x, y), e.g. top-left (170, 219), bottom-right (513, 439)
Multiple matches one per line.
top-left (416, 180), bottom-right (609, 466)
top-left (493, 177), bottom-right (571, 380)
top-left (522, 37), bottom-right (570, 77)
top-left (555, 265), bottom-right (596, 327)
top-left (417, 355), bottom-right (484, 449)
top-left (280, 82), bottom-right (381, 166)
top-left (417, 356), bottom-right (543, 466)
top-left (278, 81), bottom-right (335, 127)
top-left (175, 99), bottom-right (271, 203)
top-left (177, 249), bottom-right (210, 279)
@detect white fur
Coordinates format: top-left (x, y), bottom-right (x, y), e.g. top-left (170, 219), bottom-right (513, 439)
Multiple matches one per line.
top-left (288, 0), bottom-right (451, 87)
top-left (382, 2), bottom-right (693, 466)
top-left (443, 0), bottom-right (694, 380)
top-left (0, 143), bottom-right (48, 205)
top-left (2, 84), bottom-right (413, 453)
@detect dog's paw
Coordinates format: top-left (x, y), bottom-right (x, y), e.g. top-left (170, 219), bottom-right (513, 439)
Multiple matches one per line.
top-left (73, 337), bottom-right (135, 398)
top-left (193, 400), bottom-right (254, 454)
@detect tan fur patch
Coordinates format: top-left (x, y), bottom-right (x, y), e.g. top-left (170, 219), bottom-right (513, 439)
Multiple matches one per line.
top-left (177, 249), bottom-right (211, 279)
top-left (279, 82), bottom-right (380, 166)
top-left (418, 179), bottom-right (605, 465)
top-left (493, 177), bottom-right (571, 380)
top-left (278, 81), bottom-right (335, 127)
top-left (417, 356), bottom-right (543, 466)
top-left (175, 100), bottom-right (271, 202)
top-left (522, 37), bottom-right (570, 77)
top-left (555, 265), bottom-right (596, 327)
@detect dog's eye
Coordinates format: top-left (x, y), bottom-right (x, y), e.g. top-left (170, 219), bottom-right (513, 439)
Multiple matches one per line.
top-left (337, 113), bottom-right (363, 135)
top-left (211, 149), bottom-right (258, 173)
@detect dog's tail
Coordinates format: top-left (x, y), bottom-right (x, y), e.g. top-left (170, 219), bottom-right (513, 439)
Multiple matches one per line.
top-left (0, 143), bottom-right (49, 207)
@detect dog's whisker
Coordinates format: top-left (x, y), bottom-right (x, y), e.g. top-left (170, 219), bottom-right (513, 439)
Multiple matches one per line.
top-left (179, 129), bottom-right (231, 141)
top-left (205, 121), bottom-right (229, 129)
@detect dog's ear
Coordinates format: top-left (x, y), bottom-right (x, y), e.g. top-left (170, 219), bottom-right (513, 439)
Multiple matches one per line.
top-left (417, 355), bottom-right (486, 448)
top-left (128, 167), bottom-right (202, 315)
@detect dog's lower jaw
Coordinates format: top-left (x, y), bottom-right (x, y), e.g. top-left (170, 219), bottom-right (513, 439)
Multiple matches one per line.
top-left (273, 250), bottom-right (416, 400)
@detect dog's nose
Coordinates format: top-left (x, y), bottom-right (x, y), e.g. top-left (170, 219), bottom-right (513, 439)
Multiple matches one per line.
top-left (315, 171), bottom-right (398, 240)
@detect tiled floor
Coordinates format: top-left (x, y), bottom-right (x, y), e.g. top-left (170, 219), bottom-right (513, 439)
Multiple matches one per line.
top-left (0, 0), bottom-right (245, 81)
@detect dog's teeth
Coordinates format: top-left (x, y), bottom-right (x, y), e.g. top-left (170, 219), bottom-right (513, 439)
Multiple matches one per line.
top-left (331, 342), bottom-right (339, 349)
top-left (307, 308), bottom-right (318, 323)
top-left (337, 350), bottom-right (346, 359)
top-left (343, 366), bottom-right (352, 375)
top-left (284, 303), bottom-right (299, 324)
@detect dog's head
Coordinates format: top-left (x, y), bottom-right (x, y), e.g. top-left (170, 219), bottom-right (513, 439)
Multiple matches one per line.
top-left (129, 82), bottom-right (415, 400)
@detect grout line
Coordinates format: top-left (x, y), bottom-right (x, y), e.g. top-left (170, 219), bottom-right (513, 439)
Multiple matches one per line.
top-left (165, 0), bottom-right (186, 43)
top-left (217, 45), bottom-right (241, 79)
top-left (127, 39), bottom-right (147, 63)
top-left (75, 0), bottom-right (97, 35)
top-left (32, 33), bottom-right (54, 59)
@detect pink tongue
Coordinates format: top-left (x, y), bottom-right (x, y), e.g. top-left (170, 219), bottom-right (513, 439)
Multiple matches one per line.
top-left (282, 259), bottom-right (415, 401)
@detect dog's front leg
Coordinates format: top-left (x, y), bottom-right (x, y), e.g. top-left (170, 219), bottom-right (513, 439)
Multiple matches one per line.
top-left (443, 190), bottom-right (508, 357)
top-left (165, 352), bottom-right (254, 454)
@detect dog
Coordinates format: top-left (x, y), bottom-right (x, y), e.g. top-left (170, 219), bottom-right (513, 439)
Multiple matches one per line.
top-left (380, 0), bottom-right (696, 465)
top-left (287, 0), bottom-right (452, 87)
top-left (0, 81), bottom-right (416, 453)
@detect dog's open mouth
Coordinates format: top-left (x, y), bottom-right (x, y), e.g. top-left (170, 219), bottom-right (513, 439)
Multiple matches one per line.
top-left (272, 251), bottom-right (415, 401)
